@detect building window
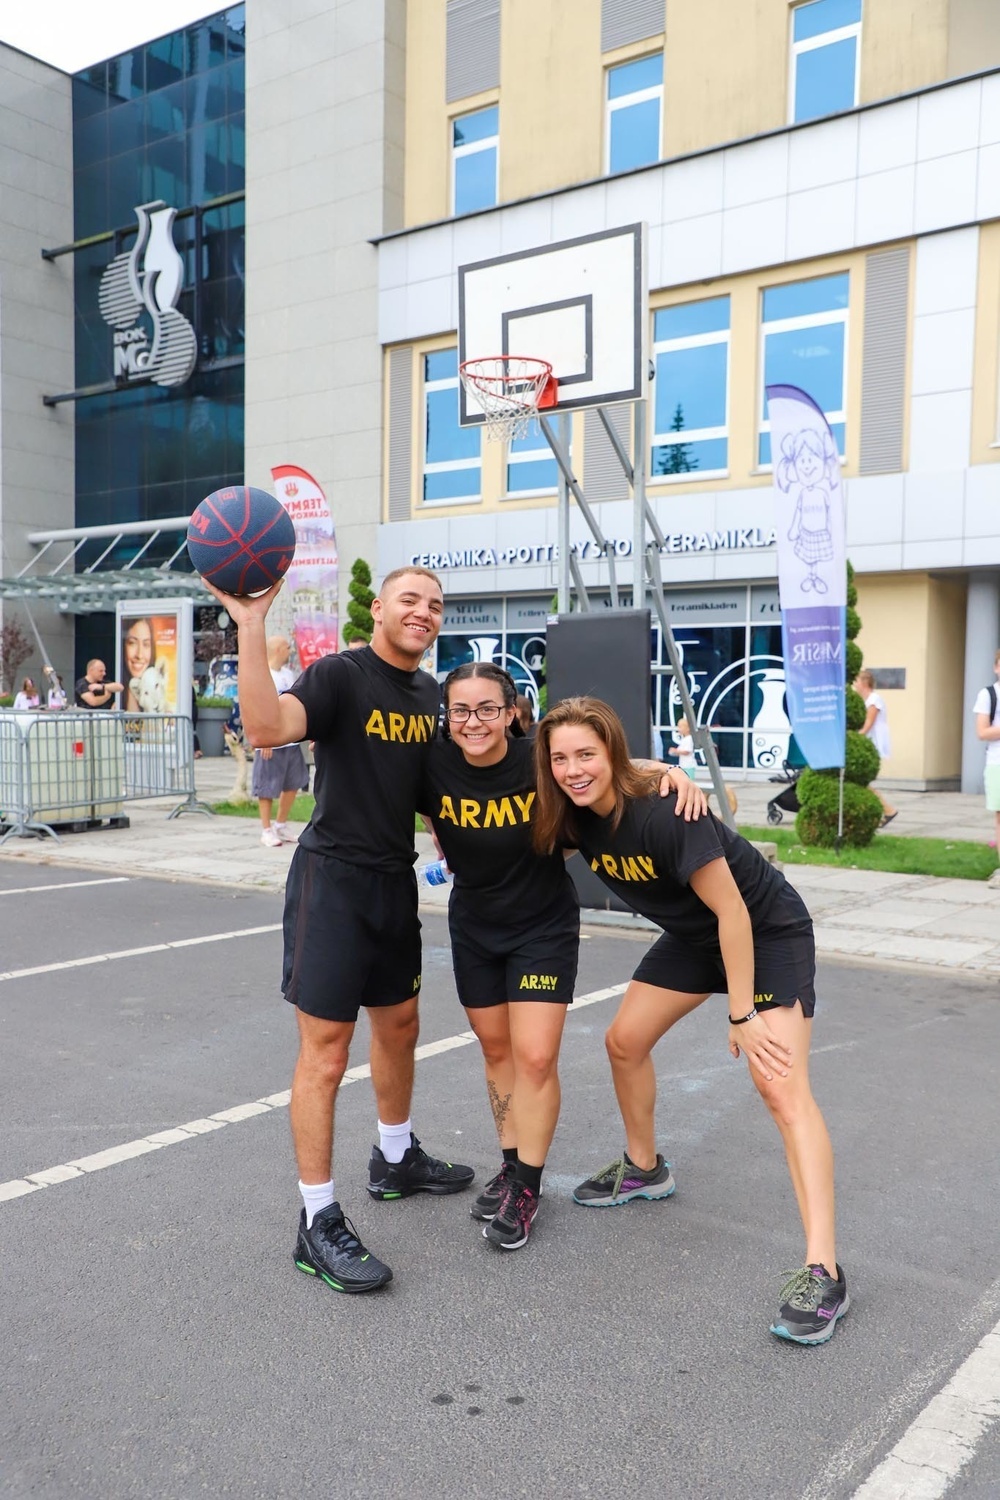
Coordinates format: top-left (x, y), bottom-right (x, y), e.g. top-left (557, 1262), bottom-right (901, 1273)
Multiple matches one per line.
top-left (452, 105), bottom-right (499, 214)
top-left (506, 418), bottom-right (565, 495)
top-left (606, 52), bottom-right (663, 174)
top-left (790, 0), bottom-right (861, 124)
top-left (651, 297), bottom-right (730, 479)
top-left (423, 348), bottom-right (482, 504)
top-left (758, 273), bottom-right (849, 465)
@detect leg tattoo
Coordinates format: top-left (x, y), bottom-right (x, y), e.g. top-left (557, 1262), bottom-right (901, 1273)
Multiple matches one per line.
top-left (487, 1079), bottom-right (512, 1141)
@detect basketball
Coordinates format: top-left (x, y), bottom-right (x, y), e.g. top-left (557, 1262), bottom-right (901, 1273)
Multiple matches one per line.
top-left (187, 486), bottom-right (296, 597)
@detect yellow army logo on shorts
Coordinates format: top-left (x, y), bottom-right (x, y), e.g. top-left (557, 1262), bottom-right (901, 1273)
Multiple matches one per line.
top-left (365, 709), bottom-right (437, 743)
top-left (589, 853), bottom-right (658, 882)
top-left (436, 791), bottom-right (535, 829)
top-left (519, 974), bottom-right (559, 991)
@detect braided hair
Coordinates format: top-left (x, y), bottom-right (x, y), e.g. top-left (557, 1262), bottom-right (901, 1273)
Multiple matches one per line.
top-left (441, 661), bottom-right (525, 740)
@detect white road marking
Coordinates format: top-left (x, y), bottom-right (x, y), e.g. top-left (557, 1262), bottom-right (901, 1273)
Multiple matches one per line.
top-left (0, 877), bottom-right (130, 898)
top-left (852, 1325), bottom-right (1000, 1499)
top-left (0, 981), bottom-right (628, 1206)
top-left (0, 924), bottom-right (281, 985)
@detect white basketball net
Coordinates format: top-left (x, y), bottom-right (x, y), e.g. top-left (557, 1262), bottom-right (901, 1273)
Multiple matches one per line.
top-left (459, 356), bottom-right (554, 442)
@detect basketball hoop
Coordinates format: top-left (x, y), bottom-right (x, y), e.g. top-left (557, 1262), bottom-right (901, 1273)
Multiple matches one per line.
top-left (459, 356), bottom-right (558, 443)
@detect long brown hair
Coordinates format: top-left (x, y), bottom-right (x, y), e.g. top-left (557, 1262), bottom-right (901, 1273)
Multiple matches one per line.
top-left (532, 696), bottom-right (660, 854)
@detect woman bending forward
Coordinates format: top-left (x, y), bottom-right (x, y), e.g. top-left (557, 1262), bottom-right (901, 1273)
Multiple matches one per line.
top-left (533, 695), bottom-right (847, 1345)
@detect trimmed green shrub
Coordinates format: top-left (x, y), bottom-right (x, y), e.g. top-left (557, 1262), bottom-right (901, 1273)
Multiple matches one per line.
top-left (795, 771), bottom-right (883, 847)
top-left (845, 685), bottom-right (866, 731)
top-left (344, 557), bottom-right (375, 644)
top-left (844, 727), bottom-right (880, 786)
top-left (796, 559), bottom-right (881, 846)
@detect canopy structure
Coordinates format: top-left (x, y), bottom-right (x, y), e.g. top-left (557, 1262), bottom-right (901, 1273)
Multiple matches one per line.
top-left (0, 518), bottom-right (212, 614)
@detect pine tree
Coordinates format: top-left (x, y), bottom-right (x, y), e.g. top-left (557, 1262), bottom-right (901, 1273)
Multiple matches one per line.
top-left (343, 557), bottom-right (375, 644)
top-left (655, 403), bottom-right (698, 475)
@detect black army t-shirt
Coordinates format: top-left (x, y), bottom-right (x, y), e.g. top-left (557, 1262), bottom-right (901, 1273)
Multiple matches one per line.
top-left (574, 793), bottom-right (808, 946)
top-left (287, 646), bottom-right (440, 872)
top-left (419, 736), bottom-right (577, 929)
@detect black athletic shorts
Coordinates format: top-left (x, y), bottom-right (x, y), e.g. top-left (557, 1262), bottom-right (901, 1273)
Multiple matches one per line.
top-left (448, 901), bottom-right (579, 1009)
top-left (281, 847), bottom-right (422, 1023)
top-left (632, 921), bottom-right (817, 1017)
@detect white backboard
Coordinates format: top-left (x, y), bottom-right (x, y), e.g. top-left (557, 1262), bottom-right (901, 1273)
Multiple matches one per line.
top-left (458, 223), bottom-right (648, 424)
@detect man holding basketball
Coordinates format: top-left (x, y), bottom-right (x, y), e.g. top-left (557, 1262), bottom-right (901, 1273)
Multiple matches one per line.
top-left (208, 566), bottom-right (473, 1294)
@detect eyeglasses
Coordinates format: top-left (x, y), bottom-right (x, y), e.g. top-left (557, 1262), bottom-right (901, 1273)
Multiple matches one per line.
top-left (445, 704), bottom-right (505, 723)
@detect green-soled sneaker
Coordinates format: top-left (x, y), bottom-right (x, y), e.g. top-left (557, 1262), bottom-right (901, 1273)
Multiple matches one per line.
top-left (293, 1203), bottom-right (392, 1293)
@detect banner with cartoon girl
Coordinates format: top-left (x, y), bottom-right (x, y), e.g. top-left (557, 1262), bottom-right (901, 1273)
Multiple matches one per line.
top-left (271, 464), bottom-right (339, 667)
top-left (766, 384), bottom-right (845, 770)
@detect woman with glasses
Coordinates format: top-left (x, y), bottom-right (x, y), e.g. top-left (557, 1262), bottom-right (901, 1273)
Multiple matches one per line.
top-left (418, 663), bottom-right (703, 1252)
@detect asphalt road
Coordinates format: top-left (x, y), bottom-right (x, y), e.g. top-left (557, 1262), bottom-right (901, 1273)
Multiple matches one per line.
top-left (1, 863), bottom-right (999, 1500)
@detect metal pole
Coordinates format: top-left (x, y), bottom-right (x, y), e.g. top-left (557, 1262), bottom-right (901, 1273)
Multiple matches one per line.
top-left (645, 543), bottom-right (737, 830)
top-left (632, 399), bottom-right (646, 608)
top-left (836, 765), bottom-right (845, 851)
top-left (539, 413), bottom-right (619, 608)
top-left (556, 413), bottom-right (570, 614)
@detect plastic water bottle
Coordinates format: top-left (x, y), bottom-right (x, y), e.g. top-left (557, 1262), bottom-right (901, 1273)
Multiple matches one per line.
top-left (417, 859), bottom-right (453, 888)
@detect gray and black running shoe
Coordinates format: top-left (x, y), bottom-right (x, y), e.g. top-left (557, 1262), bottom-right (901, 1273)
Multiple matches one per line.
top-left (572, 1153), bottom-right (675, 1208)
top-left (367, 1134), bottom-right (475, 1199)
top-left (470, 1160), bottom-right (515, 1221)
top-left (293, 1203), bottom-right (392, 1293)
top-left (483, 1182), bottom-right (539, 1250)
top-left (770, 1264), bottom-right (849, 1345)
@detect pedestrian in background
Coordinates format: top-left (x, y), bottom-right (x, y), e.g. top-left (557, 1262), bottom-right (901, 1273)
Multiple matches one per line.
top-left (973, 648), bottom-right (1000, 853)
top-left (855, 669), bottom-right (898, 827)
top-left (13, 678), bottom-right (40, 710)
top-left (254, 635), bottom-right (308, 847)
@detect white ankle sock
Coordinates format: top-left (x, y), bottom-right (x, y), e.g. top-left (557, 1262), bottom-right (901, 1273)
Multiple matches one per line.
top-left (377, 1119), bottom-right (412, 1164)
top-left (299, 1179), bottom-right (335, 1228)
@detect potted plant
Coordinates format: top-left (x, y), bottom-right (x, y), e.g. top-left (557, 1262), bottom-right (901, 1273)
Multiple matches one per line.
top-left (195, 694), bottom-right (234, 757)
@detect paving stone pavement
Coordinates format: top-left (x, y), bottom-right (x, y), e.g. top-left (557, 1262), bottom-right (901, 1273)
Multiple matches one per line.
top-left (1, 756), bottom-right (998, 977)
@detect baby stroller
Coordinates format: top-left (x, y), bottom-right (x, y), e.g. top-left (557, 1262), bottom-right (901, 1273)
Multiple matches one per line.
top-left (766, 761), bottom-right (803, 825)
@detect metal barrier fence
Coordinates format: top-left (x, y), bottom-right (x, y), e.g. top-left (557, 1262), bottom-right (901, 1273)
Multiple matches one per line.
top-left (0, 712), bottom-right (212, 844)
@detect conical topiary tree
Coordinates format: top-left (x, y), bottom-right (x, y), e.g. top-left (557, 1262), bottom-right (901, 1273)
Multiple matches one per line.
top-left (343, 557), bottom-right (374, 644)
top-left (794, 560), bottom-right (883, 847)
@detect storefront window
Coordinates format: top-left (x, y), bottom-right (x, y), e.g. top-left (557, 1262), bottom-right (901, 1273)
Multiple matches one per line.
top-left (430, 585), bottom-right (796, 771)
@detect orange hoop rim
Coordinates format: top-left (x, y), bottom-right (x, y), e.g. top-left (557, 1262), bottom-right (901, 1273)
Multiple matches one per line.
top-left (459, 355), bottom-right (558, 440)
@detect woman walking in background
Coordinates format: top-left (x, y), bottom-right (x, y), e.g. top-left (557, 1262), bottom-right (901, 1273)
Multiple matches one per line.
top-left (855, 669), bottom-right (897, 826)
top-left (532, 696), bottom-right (847, 1346)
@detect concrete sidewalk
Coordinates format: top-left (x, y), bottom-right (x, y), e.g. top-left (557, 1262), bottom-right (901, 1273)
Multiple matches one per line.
top-left (1, 757), bottom-right (998, 978)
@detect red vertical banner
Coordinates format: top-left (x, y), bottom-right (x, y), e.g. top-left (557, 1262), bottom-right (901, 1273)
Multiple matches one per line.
top-left (271, 465), bottom-right (339, 666)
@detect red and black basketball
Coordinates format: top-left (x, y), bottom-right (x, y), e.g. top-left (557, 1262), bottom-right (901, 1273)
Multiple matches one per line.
top-left (187, 486), bottom-right (296, 596)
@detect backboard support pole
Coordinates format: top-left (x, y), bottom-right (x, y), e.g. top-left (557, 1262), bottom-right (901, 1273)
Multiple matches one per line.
top-left (539, 396), bottom-right (736, 831)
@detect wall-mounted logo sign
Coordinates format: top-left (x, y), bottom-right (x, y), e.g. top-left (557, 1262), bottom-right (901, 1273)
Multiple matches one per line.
top-left (98, 201), bottom-right (198, 389)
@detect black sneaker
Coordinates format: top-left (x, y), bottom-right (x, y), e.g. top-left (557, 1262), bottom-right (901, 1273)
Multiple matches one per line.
top-left (573, 1153), bottom-right (675, 1208)
top-left (470, 1160), bottom-right (515, 1221)
top-left (771, 1263), bottom-right (849, 1345)
top-left (293, 1203), bottom-right (392, 1293)
top-left (483, 1182), bottom-right (539, 1250)
top-left (367, 1133), bottom-right (475, 1199)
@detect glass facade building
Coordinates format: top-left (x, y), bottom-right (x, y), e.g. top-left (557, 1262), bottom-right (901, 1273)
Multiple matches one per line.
top-left (71, 7), bottom-right (246, 667)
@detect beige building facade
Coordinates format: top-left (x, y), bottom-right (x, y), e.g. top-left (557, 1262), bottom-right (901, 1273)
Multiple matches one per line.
top-left (377, 0), bottom-right (1000, 789)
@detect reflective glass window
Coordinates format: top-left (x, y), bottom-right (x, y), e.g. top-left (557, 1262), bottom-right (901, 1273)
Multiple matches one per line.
top-left (506, 418), bottom-right (564, 495)
top-left (606, 53), bottom-right (662, 174)
top-left (758, 274), bottom-right (848, 465)
top-left (424, 350), bottom-right (481, 504)
top-left (452, 106), bottom-right (499, 214)
top-left (791, 0), bottom-right (861, 123)
top-left (651, 296), bottom-right (729, 478)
